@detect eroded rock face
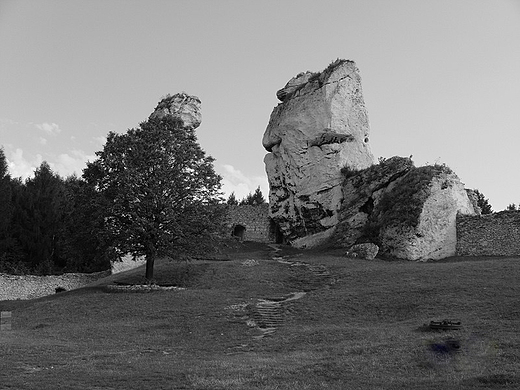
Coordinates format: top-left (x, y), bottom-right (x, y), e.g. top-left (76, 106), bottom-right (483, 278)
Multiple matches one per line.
top-left (332, 159), bottom-right (478, 261)
top-left (263, 60), bottom-right (374, 246)
top-left (331, 156), bottom-right (414, 248)
top-left (377, 169), bottom-right (476, 260)
top-left (149, 92), bottom-right (202, 129)
top-left (346, 243), bottom-right (379, 260)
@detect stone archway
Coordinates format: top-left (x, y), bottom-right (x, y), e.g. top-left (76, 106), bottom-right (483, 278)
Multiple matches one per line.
top-left (232, 224), bottom-right (246, 240)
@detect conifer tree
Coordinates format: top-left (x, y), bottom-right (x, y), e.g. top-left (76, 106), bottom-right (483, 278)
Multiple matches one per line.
top-left (473, 189), bottom-right (493, 215)
top-left (226, 192), bottom-right (238, 205)
top-left (239, 186), bottom-right (266, 206)
top-left (0, 148), bottom-right (12, 256)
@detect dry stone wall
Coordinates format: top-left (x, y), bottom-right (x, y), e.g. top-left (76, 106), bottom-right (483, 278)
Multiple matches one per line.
top-left (0, 271), bottom-right (110, 301)
top-left (227, 204), bottom-right (275, 243)
top-left (457, 211), bottom-right (520, 256)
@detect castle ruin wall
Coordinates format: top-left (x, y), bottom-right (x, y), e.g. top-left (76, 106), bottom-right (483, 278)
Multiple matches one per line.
top-left (227, 204), bottom-right (275, 243)
top-left (456, 211), bottom-right (520, 256)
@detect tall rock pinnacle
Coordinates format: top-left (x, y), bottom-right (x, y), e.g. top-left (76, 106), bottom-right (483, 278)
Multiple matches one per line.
top-left (149, 92), bottom-right (202, 130)
top-left (263, 59), bottom-right (374, 247)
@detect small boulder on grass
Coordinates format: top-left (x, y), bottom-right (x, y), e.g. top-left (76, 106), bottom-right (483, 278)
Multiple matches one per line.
top-left (345, 243), bottom-right (379, 260)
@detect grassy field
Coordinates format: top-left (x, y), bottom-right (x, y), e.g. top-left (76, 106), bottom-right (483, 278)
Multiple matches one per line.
top-left (1, 242), bottom-right (520, 389)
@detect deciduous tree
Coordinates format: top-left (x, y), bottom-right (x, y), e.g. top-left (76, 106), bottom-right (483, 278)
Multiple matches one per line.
top-left (84, 117), bottom-right (225, 281)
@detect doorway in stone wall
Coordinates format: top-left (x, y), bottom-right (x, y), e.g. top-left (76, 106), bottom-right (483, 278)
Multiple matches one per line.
top-left (269, 220), bottom-right (284, 244)
top-left (232, 224), bottom-right (246, 240)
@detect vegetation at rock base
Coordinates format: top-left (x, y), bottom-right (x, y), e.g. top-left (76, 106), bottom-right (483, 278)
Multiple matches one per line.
top-left (83, 116), bottom-right (226, 281)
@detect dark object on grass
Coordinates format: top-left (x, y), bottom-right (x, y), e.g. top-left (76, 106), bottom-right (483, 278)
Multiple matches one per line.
top-left (428, 319), bottom-right (462, 330)
top-left (429, 337), bottom-right (461, 355)
top-left (55, 287), bottom-right (67, 293)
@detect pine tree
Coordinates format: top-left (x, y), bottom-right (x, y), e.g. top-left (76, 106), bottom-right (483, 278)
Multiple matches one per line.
top-left (226, 192), bottom-right (238, 205)
top-left (239, 186), bottom-right (266, 206)
top-left (0, 148), bottom-right (13, 257)
top-left (20, 162), bottom-right (67, 273)
top-left (473, 189), bottom-right (493, 215)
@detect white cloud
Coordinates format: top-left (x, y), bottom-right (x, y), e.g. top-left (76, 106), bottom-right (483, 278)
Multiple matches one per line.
top-left (35, 122), bottom-right (61, 135)
top-left (0, 118), bottom-right (19, 128)
top-left (5, 147), bottom-right (95, 180)
top-left (93, 136), bottom-right (106, 146)
top-left (219, 164), bottom-right (269, 202)
top-left (6, 148), bottom-right (43, 179)
top-left (39, 137), bottom-right (47, 145)
top-left (49, 149), bottom-right (96, 178)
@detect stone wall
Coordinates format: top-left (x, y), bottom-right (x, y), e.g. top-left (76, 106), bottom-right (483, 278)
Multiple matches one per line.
top-left (456, 211), bottom-right (520, 256)
top-left (0, 271), bottom-right (110, 301)
top-left (227, 204), bottom-right (277, 243)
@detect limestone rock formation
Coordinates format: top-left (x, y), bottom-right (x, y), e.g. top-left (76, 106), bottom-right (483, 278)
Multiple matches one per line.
top-left (375, 167), bottom-right (477, 260)
top-left (332, 158), bottom-right (478, 261)
top-left (332, 156), bottom-right (414, 248)
top-left (346, 243), bottom-right (379, 260)
top-left (149, 92), bottom-right (202, 129)
top-left (263, 59), bottom-right (375, 247)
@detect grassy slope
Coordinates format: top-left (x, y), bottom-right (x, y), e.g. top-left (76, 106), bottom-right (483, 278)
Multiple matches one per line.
top-left (1, 243), bottom-right (520, 389)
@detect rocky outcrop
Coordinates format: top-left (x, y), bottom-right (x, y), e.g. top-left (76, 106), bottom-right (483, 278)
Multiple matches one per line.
top-left (332, 158), bottom-right (478, 261)
top-left (346, 243), bottom-right (379, 260)
top-left (375, 167), bottom-right (477, 260)
top-left (332, 156), bottom-right (414, 248)
top-left (149, 92), bottom-right (202, 129)
top-left (263, 59), bottom-right (374, 247)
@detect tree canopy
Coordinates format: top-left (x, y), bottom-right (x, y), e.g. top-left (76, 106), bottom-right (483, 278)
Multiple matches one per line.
top-left (226, 192), bottom-right (238, 205)
top-left (83, 116), bottom-right (225, 281)
top-left (239, 186), bottom-right (266, 206)
top-left (473, 189), bottom-right (493, 215)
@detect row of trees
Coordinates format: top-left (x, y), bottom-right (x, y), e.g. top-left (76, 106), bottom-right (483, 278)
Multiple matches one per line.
top-left (226, 186), bottom-right (266, 206)
top-left (1, 116), bottom-right (267, 279)
top-left (0, 156), bottom-right (110, 274)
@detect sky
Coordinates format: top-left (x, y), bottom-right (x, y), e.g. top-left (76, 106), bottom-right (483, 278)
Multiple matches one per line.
top-left (1, 0), bottom-right (519, 210)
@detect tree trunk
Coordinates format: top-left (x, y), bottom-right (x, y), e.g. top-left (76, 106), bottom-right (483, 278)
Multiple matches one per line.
top-left (145, 255), bottom-right (155, 282)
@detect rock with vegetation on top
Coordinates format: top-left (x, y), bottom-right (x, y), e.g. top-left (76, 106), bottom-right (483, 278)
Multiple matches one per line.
top-left (331, 156), bottom-right (414, 249)
top-left (375, 165), bottom-right (477, 260)
top-left (149, 92), bottom-right (202, 130)
top-left (263, 59), bottom-right (374, 247)
top-left (332, 157), bottom-right (478, 261)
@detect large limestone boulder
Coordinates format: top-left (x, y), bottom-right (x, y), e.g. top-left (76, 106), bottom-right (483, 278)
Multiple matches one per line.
top-left (375, 167), bottom-right (477, 260)
top-left (149, 92), bottom-right (202, 129)
top-left (263, 59), bottom-right (374, 247)
top-left (331, 156), bottom-right (414, 248)
top-left (332, 158), bottom-right (478, 260)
